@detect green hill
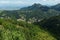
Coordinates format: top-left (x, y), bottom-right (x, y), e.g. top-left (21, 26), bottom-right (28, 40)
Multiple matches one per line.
top-left (0, 18), bottom-right (56, 40)
top-left (0, 3), bottom-right (60, 23)
top-left (37, 16), bottom-right (60, 40)
top-left (0, 3), bottom-right (60, 40)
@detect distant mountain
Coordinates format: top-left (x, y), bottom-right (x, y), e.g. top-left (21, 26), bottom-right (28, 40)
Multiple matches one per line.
top-left (0, 5), bottom-right (27, 10)
top-left (20, 3), bottom-right (60, 22)
top-left (21, 3), bottom-right (60, 11)
top-left (0, 3), bottom-right (60, 22)
top-left (51, 4), bottom-right (60, 11)
top-left (20, 3), bottom-right (50, 11)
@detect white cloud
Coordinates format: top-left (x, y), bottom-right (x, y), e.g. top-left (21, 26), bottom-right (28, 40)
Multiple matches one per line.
top-left (0, 0), bottom-right (59, 5)
top-left (43, 0), bottom-right (47, 1)
top-left (0, 0), bottom-right (33, 6)
top-left (0, 1), bottom-right (23, 4)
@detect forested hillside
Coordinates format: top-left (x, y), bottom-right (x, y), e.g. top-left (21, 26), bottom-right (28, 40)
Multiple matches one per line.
top-left (0, 18), bottom-right (56, 40)
top-left (35, 16), bottom-right (60, 40)
top-left (0, 3), bottom-right (60, 23)
top-left (0, 3), bottom-right (60, 40)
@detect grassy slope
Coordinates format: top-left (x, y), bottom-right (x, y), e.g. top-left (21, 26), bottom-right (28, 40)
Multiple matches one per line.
top-left (0, 18), bottom-right (56, 40)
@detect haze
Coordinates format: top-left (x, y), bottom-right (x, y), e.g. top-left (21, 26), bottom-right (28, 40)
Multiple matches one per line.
top-left (0, 0), bottom-right (60, 10)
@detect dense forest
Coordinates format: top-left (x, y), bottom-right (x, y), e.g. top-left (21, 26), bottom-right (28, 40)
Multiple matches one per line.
top-left (0, 3), bottom-right (60, 40)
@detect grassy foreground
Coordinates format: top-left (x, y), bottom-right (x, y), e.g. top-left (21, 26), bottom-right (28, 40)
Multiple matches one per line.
top-left (0, 18), bottom-right (56, 40)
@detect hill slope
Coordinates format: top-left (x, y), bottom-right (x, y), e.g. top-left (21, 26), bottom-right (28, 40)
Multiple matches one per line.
top-left (0, 3), bottom-right (60, 23)
top-left (38, 16), bottom-right (60, 40)
top-left (0, 18), bottom-right (56, 40)
top-left (0, 3), bottom-right (60, 40)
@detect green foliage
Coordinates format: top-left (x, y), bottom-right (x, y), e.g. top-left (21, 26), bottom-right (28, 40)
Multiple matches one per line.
top-left (0, 3), bottom-right (60, 40)
top-left (0, 3), bottom-right (60, 23)
top-left (0, 18), bottom-right (56, 40)
top-left (39, 16), bottom-right (60, 40)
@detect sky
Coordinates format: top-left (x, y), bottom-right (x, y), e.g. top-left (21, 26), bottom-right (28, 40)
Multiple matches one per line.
top-left (0, 0), bottom-right (60, 10)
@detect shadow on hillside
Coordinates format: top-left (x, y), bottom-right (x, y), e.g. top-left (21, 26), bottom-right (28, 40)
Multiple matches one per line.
top-left (34, 17), bottom-right (60, 40)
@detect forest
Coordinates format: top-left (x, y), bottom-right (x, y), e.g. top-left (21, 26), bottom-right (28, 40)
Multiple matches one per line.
top-left (0, 3), bottom-right (60, 40)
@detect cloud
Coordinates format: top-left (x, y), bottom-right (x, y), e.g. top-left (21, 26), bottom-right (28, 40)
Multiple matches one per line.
top-left (0, 0), bottom-right (60, 9)
top-left (0, 1), bottom-right (23, 4)
top-left (0, 1), bottom-right (8, 3)
top-left (40, 0), bottom-right (60, 5)
top-left (0, 0), bottom-right (60, 10)
top-left (0, 0), bottom-right (34, 6)
top-left (43, 0), bottom-right (47, 1)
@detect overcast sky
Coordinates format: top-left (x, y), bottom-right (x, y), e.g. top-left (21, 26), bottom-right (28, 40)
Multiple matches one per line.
top-left (0, 0), bottom-right (60, 10)
top-left (0, 0), bottom-right (60, 5)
